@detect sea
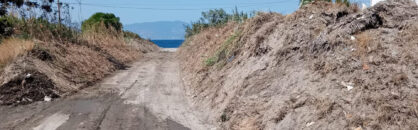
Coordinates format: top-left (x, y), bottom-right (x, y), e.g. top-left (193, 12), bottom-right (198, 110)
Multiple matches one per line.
top-left (151, 40), bottom-right (184, 48)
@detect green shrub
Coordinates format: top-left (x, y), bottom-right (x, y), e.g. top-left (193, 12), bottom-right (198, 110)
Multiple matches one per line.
top-left (82, 13), bottom-right (122, 33)
top-left (0, 16), bottom-right (20, 38)
top-left (204, 31), bottom-right (241, 67)
top-left (123, 31), bottom-right (141, 39)
top-left (0, 1), bottom-right (79, 43)
top-left (185, 8), bottom-right (249, 38)
top-left (205, 57), bottom-right (217, 66)
top-left (220, 113), bottom-right (229, 122)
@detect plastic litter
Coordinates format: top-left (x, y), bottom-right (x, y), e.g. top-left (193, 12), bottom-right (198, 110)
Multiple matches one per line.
top-left (227, 55), bottom-right (235, 62)
top-left (350, 36), bottom-right (356, 41)
top-left (341, 81), bottom-right (354, 91)
top-left (44, 96), bottom-right (52, 102)
top-left (306, 122), bottom-right (315, 127)
top-left (25, 73), bottom-right (32, 79)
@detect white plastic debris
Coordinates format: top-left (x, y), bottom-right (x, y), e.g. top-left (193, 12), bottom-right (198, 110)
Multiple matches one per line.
top-left (341, 81), bottom-right (354, 91)
top-left (347, 85), bottom-right (353, 91)
top-left (309, 15), bottom-right (314, 19)
top-left (350, 36), bottom-right (356, 41)
top-left (361, 3), bottom-right (367, 11)
top-left (25, 73), bottom-right (32, 78)
top-left (306, 122), bottom-right (315, 127)
top-left (44, 96), bottom-right (52, 102)
top-left (23, 98), bottom-right (33, 102)
top-left (356, 15), bottom-right (365, 20)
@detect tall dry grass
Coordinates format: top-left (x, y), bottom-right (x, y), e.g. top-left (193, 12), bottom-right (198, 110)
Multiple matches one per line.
top-left (0, 38), bottom-right (34, 69)
top-left (81, 23), bottom-right (140, 64)
top-left (356, 31), bottom-right (372, 70)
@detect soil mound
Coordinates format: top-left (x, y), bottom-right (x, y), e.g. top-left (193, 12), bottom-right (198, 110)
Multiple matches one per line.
top-left (0, 33), bottom-right (159, 106)
top-left (179, 0), bottom-right (418, 129)
top-left (0, 70), bottom-right (59, 105)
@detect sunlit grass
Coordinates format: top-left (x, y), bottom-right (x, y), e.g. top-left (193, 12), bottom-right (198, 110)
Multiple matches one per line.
top-left (0, 38), bottom-right (34, 69)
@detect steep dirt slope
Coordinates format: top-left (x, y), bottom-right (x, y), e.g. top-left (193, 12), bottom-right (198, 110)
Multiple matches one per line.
top-left (179, 1), bottom-right (418, 129)
top-left (0, 36), bottom-right (158, 105)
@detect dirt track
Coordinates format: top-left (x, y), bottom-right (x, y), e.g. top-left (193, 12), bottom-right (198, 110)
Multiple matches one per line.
top-left (0, 50), bottom-right (214, 130)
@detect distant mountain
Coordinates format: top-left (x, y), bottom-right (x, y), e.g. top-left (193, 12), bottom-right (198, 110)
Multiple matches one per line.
top-left (124, 21), bottom-right (187, 40)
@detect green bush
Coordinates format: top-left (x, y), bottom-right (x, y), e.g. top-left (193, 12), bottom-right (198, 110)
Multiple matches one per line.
top-left (0, 16), bottom-right (18, 38)
top-left (185, 8), bottom-right (249, 38)
top-left (204, 31), bottom-right (241, 67)
top-left (82, 12), bottom-right (122, 33)
top-left (0, 15), bottom-right (78, 42)
top-left (123, 31), bottom-right (141, 39)
top-left (205, 57), bottom-right (217, 66)
top-left (220, 113), bottom-right (229, 122)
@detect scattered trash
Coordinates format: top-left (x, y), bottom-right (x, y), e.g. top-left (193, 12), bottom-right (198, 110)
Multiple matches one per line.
top-left (227, 55), bottom-right (235, 62)
top-left (350, 36), bottom-right (356, 41)
top-left (306, 122), bottom-right (315, 127)
top-left (25, 73), bottom-right (32, 79)
top-left (22, 98), bottom-right (33, 102)
top-left (341, 81), bottom-right (354, 91)
top-left (309, 15), bottom-right (314, 19)
top-left (343, 111), bottom-right (353, 119)
top-left (44, 96), bottom-right (52, 102)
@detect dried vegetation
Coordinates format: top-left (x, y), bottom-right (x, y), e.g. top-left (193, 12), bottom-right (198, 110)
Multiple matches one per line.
top-left (179, 0), bottom-right (418, 129)
top-left (0, 38), bottom-right (34, 70)
top-left (0, 18), bottom-right (158, 106)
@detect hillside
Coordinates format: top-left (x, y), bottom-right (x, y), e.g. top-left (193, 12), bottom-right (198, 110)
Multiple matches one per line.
top-left (178, 0), bottom-right (418, 129)
top-left (124, 21), bottom-right (187, 40)
top-left (0, 17), bottom-right (159, 105)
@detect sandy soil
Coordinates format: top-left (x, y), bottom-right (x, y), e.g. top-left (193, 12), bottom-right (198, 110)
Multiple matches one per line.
top-left (178, 1), bottom-right (418, 129)
top-left (0, 51), bottom-right (214, 130)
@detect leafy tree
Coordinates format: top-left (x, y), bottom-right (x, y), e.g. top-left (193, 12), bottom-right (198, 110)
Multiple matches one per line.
top-left (185, 8), bottom-right (249, 38)
top-left (81, 12), bottom-right (122, 33)
top-left (0, 0), bottom-right (55, 16)
top-left (201, 9), bottom-right (229, 26)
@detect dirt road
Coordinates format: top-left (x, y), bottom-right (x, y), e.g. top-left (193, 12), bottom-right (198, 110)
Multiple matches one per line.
top-left (0, 50), bottom-right (215, 130)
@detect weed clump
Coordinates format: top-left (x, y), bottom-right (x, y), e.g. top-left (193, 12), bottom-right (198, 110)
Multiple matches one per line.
top-left (204, 31), bottom-right (241, 67)
top-left (185, 8), bottom-right (250, 38)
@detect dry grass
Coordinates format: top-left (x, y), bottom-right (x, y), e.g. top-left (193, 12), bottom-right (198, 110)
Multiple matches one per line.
top-left (0, 38), bottom-right (34, 69)
top-left (81, 29), bottom-right (141, 64)
top-left (356, 32), bottom-right (372, 70)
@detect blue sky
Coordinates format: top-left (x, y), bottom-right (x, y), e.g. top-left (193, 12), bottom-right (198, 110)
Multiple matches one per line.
top-left (61, 0), bottom-right (299, 25)
top-left (61, 0), bottom-right (371, 25)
